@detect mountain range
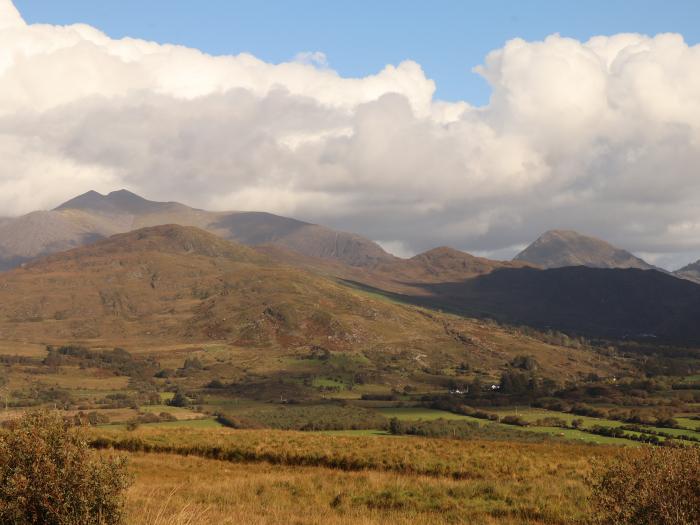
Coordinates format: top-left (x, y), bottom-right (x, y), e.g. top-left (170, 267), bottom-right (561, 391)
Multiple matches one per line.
top-left (1, 189), bottom-right (689, 277)
top-left (0, 224), bottom-right (617, 383)
top-left (1, 190), bottom-right (700, 343)
top-left (0, 190), bottom-right (395, 271)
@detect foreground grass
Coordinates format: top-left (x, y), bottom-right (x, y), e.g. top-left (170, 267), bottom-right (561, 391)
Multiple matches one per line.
top-left (126, 452), bottom-right (588, 525)
top-left (90, 426), bottom-right (611, 479)
top-left (94, 426), bottom-right (621, 524)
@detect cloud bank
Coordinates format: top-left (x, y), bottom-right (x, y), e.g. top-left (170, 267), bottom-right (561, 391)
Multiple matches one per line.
top-left (1, 1), bottom-right (700, 268)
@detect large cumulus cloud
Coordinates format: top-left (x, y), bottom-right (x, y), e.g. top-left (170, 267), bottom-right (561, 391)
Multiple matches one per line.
top-left (1, 0), bottom-right (700, 269)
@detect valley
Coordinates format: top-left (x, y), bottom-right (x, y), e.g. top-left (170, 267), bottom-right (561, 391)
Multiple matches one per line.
top-left (2, 2), bottom-right (700, 523)
top-left (0, 198), bottom-right (697, 524)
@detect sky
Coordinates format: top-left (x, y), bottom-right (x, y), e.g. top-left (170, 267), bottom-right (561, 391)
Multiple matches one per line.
top-left (3, 0), bottom-right (700, 269)
top-left (14, 1), bottom-right (700, 104)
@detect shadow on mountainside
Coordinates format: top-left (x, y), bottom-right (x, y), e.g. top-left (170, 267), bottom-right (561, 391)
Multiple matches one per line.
top-left (342, 266), bottom-right (700, 344)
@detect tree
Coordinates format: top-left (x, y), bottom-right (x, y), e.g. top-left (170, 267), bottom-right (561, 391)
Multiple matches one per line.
top-left (571, 418), bottom-right (584, 429)
top-left (388, 417), bottom-right (403, 435)
top-left (511, 355), bottom-right (539, 371)
top-left (169, 388), bottom-right (190, 407)
top-left (499, 370), bottom-right (531, 395)
top-left (0, 410), bottom-right (131, 524)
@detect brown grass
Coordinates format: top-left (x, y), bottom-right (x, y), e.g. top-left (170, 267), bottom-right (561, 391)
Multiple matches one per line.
top-left (90, 427), bottom-right (616, 480)
top-left (124, 452), bottom-right (586, 525)
top-left (93, 426), bottom-right (621, 524)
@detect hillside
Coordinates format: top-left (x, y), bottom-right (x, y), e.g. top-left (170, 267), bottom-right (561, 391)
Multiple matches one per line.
top-left (382, 247), bottom-right (533, 283)
top-left (675, 260), bottom-right (700, 284)
top-left (377, 266), bottom-right (700, 343)
top-left (258, 244), bottom-right (537, 299)
top-left (514, 230), bottom-right (655, 270)
top-left (0, 225), bottom-right (618, 388)
top-left (0, 190), bottom-right (395, 270)
top-left (0, 211), bottom-right (108, 270)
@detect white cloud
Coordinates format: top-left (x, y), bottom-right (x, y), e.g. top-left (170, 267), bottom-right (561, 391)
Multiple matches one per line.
top-left (375, 240), bottom-right (415, 259)
top-left (293, 51), bottom-right (329, 68)
top-left (1, 1), bottom-right (700, 269)
top-left (0, 0), bottom-right (22, 29)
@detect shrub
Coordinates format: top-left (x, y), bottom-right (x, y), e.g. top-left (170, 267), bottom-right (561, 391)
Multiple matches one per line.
top-left (158, 412), bottom-right (178, 422)
top-left (0, 410), bottom-right (131, 524)
top-left (511, 355), bottom-right (539, 371)
top-left (87, 411), bottom-right (110, 426)
top-left (500, 415), bottom-right (529, 427)
top-left (169, 389), bottom-right (190, 408)
top-left (183, 357), bottom-right (203, 370)
top-left (206, 379), bottom-right (225, 389)
top-left (589, 446), bottom-right (700, 524)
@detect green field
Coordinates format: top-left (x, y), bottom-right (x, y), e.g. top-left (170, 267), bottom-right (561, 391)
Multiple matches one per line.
top-left (676, 417), bottom-right (700, 430)
top-left (376, 407), bottom-right (635, 445)
top-left (512, 425), bottom-right (637, 445)
top-left (491, 407), bottom-right (700, 440)
top-left (312, 377), bottom-right (347, 389)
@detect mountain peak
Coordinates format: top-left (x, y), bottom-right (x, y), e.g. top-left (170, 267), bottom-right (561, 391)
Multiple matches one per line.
top-left (54, 190), bottom-right (107, 211)
top-left (107, 189), bottom-right (143, 199)
top-left (54, 189), bottom-right (180, 215)
top-left (413, 246), bottom-right (475, 259)
top-left (514, 230), bottom-right (655, 270)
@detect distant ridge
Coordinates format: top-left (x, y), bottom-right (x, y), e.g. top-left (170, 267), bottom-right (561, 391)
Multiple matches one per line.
top-left (675, 260), bottom-right (700, 284)
top-left (55, 189), bottom-right (188, 215)
top-left (514, 230), bottom-right (656, 270)
top-left (367, 246), bottom-right (534, 284)
top-left (0, 189), bottom-right (394, 270)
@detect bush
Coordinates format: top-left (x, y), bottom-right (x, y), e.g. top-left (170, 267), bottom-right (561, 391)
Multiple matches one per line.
top-left (511, 355), bottom-right (539, 371)
top-left (168, 389), bottom-right (190, 408)
top-left (87, 411), bottom-right (110, 426)
top-left (589, 446), bottom-right (700, 524)
top-left (500, 415), bottom-right (529, 427)
top-left (0, 410), bottom-right (131, 524)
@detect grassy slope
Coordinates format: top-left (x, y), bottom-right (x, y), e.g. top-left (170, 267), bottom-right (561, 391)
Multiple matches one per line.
top-left (0, 225), bottom-right (625, 407)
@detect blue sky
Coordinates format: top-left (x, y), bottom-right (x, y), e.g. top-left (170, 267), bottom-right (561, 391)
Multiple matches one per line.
top-left (15, 0), bottom-right (700, 104)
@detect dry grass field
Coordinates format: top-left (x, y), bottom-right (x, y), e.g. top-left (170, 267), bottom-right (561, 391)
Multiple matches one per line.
top-left (91, 426), bottom-right (620, 525)
top-left (125, 453), bottom-right (549, 525)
